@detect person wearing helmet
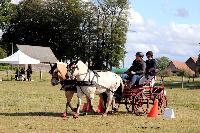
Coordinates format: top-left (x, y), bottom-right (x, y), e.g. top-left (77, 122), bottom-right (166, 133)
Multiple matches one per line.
top-left (125, 52), bottom-right (146, 85)
top-left (139, 51), bottom-right (157, 86)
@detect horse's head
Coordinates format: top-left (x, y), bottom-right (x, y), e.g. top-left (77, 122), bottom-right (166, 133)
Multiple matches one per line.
top-left (49, 62), bottom-right (68, 86)
top-left (68, 60), bottom-right (87, 80)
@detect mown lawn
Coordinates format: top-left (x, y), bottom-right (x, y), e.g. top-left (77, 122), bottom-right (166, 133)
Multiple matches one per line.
top-left (0, 72), bottom-right (200, 133)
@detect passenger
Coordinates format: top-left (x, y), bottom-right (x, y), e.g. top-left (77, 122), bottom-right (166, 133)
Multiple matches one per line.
top-left (125, 52), bottom-right (146, 86)
top-left (139, 51), bottom-right (157, 86)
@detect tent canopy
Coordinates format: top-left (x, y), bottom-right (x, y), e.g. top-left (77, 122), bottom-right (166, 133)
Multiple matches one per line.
top-left (112, 67), bottom-right (128, 74)
top-left (0, 50), bottom-right (40, 64)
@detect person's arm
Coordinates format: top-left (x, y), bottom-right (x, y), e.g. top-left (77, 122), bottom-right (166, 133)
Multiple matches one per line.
top-left (135, 61), bottom-right (146, 75)
top-left (148, 59), bottom-right (157, 72)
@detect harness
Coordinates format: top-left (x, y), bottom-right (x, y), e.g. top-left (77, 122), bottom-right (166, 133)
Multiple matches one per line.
top-left (66, 68), bottom-right (119, 99)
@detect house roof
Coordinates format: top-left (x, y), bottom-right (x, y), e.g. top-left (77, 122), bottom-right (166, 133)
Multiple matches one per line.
top-left (171, 60), bottom-right (195, 75)
top-left (190, 57), bottom-right (198, 62)
top-left (16, 45), bottom-right (58, 63)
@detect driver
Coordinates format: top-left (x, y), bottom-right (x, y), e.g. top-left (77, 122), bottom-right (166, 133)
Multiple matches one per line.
top-left (125, 52), bottom-right (146, 85)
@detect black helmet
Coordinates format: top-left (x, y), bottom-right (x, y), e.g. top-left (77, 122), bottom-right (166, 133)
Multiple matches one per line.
top-left (146, 51), bottom-right (153, 57)
top-left (136, 52), bottom-right (144, 58)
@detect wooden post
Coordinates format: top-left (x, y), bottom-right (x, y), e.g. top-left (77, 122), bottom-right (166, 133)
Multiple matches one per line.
top-left (40, 70), bottom-right (43, 81)
top-left (181, 75), bottom-right (184, 89)
top-left (193, 74), bottom-right (195, 82)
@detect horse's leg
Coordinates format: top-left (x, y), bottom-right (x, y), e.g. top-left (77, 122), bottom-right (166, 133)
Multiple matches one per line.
top-left (73, 87), bottom-right (83, 119)
top-left (67, 91), bottom-right (76, 112)
top-left (82, 96), bottom-right (89, 116)
top-left (62, 91), bottom-right (72, 117)
top-left (103, 92), bottom-right (113, 117)
top-left (88, 93), bottom-right (95, 114)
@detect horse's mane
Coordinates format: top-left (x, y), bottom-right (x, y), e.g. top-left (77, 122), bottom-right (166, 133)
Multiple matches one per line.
top-left (56, 62), bottom-right (67, 67)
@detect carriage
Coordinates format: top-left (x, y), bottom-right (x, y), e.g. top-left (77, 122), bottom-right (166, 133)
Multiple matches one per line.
top-left (113, 76), bottom-right (168, 116)
top-left (49, 61), bottom-right (168, 117)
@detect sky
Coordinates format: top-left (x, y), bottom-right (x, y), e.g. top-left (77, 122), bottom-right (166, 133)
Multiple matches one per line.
top-left (3, 0), bottom-right (200, 67)
top-left (125, 0), bottom-right (200, 67)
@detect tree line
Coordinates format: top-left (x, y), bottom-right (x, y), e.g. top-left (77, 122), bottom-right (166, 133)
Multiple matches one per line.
top-left (0, 0), bottom-right (129, 70)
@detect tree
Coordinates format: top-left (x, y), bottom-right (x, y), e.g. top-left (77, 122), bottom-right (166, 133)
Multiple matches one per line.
top-left (1, 0), bottom-right (129, 69)
top-left (2, 0), bottom-right (83, 59)
top-left (80, 0), bottom-right (129, 69)
top-left (0, 47), bottom-right (6, 59)
top-left (156, 56), bottom-right (170, 71)
top-left (179, 69), bottom-right (194, 88)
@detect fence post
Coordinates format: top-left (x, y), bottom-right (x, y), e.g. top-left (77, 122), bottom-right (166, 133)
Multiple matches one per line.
top-left (40, 70), bottom-right (43, 81)
top-left (181, 75), bottom-right (184, 89)
top-left (193, 74), bottom-right (195, 82)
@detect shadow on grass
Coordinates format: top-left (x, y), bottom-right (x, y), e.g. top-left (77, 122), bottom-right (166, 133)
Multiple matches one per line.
top-left (0, 112), bottom-right (66, 117)
top-left (0, 111), bottom-right (136, 117)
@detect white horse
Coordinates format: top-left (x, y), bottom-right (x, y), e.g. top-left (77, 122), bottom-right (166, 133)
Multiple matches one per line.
top-left (69, 60), bottom-right (124, 118)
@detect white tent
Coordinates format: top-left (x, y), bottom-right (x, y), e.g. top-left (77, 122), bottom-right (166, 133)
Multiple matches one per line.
top-left (0, 50), bottom-right (40, 64)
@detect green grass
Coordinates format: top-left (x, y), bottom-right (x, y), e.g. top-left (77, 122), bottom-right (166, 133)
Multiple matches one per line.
top-left (0, 73), bottom-right (200, 132)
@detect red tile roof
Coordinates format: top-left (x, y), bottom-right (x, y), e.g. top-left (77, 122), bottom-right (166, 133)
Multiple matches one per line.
top-left (171, 60), bottom-right (195, 75)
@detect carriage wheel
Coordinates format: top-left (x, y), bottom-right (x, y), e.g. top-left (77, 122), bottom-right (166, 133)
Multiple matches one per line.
top-left (125, 97), bottom-right (134, 113)
top-left (156, 93), bottom-right (167, 114)
top-left (133, 95), bottom-right (146, 116)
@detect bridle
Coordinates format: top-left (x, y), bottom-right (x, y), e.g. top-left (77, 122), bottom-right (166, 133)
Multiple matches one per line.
top-left (49, 63), bottom-right (60, 85)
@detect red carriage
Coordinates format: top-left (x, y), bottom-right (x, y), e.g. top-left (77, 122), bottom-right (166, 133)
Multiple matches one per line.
top-left (113, 77), bottom-right (168, 116)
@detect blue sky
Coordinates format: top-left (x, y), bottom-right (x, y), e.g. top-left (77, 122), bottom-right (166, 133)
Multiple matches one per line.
top-left (132, 0), bottom-right (200, 25)
top-left (124, 0), bottom-right (200, 67)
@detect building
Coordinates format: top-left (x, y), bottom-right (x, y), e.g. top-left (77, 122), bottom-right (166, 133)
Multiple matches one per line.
top-left (185, 57), bottom-right (198, 76)
top-left (197, 55), bottom-right (200, 76)
top-left (15, 45), bottom-right (58, 71)
top-left (167, 60), bottom-right (195, 76)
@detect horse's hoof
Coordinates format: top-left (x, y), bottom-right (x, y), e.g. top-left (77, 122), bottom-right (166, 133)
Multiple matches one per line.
top-left (61, 112), bottom-right (67, 117)
top-left (108, 111), bottom-right (113, 114)
top-left (83, 112), bottom-right (87, 116)
top-left (102, 113), bottom-right (107, 117)
top-left (73, 113), bottom-right (79, 119)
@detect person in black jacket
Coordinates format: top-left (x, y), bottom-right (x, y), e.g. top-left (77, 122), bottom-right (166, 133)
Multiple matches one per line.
top-left (26, 64), bottom-right (32, 81)
top-left (139, 51), bottom-right (157, 86)
top-left (125, 52), bottom-right (146, 85)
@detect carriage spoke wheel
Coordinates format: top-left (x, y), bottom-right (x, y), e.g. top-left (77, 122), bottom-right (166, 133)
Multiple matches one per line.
top-left (156, 93), bottom-right (167, 114)
top-left (133, 95), bottom-right (146, 116)
top-left (125, 97), bottom-right (134, 113)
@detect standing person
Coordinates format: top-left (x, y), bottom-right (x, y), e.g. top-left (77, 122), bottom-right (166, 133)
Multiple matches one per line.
top-left (125, 52), bottom-right (146, 86)
top-left (139, 51), bottom-right (157, 86)
top-left (26, 64), bottom-right (32, 81)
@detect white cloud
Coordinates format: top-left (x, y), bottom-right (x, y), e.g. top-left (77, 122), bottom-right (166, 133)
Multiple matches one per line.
top-left (125, 7), bottom-right (200, 67)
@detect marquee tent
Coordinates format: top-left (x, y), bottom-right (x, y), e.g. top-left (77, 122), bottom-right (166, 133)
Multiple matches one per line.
top-left (0, 50), bottom-right (40, 64)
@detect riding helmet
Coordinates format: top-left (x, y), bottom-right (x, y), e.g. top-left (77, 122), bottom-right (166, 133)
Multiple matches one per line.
top-left (146, 51), bottom-right (153, 57)
top-left (136, 52), bottom-right (144, 58)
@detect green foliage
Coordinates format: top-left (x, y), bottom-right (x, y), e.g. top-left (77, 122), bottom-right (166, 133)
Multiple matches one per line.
top-left (159, 69), bottom-right (172, 77)
top-left (0, 0), bottom-right (16, 30)
top-left (0, 47), bottom-right (6, 59)
top-left (156, 56), bottom-right (170, 71)
top-left (1, 0), bottom-right (129, 69)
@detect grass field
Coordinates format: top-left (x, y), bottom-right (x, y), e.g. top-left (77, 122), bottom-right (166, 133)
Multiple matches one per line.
top-left (0, 72), bottom-right (200, 133)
